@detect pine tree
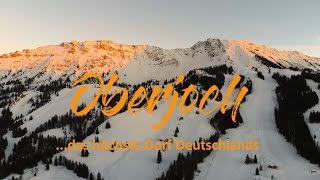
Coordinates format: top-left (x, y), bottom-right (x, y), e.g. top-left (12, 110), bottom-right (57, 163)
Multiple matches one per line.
top-left (58, 155), bottom-right (62, 165)
top-left (157, 150), bottom-right (162, 164)
top-left (89, 173), bottom-right (94, 180)
top-left (46, 161), bottom-right (49, 170)
top-left (0, 148), bottom-right (4, 160)
top-left (54, 157), bottom-right (58, 166)
top-left (95, 136), bottom-right (99, 143)
top-left (85, 150), bottom-right (89, 157)
top-left (105, 121), bottom-right (111, 129)
top-left (95, 128), bottom-right (99, 134)
top-left (174, 127), bottom-right (179, 137)
top-left (255, 168), bottom-right (259, 175)
top-left (81, 148), bottom-right (89, 157)
top-left (1, 158), bottom-right (8, 178)
top-left (81, 148), bottom-right (85, 157)
top-left (97, 172), bottom-right (102, 180)
top-left (259, 164), bottom-right (262, 171)
top-left (245, 154), bottom-right (250, 164)
top-left (253, 155), bottom-right (257, 163)
top-left (110, 144), bottom-right (114, 152)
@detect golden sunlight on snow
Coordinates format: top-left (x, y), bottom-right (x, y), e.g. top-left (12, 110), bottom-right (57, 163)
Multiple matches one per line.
top-left (0, 40), bottom-right (147, 73)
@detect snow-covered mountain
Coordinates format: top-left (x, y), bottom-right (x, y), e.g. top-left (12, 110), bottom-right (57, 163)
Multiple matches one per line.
top-left (0, 38), bottom-right (320, 180)
top-left (1, 39), bottom-right (319, 83)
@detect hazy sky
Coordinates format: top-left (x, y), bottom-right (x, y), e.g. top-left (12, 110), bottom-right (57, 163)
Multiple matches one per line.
top-left (0, 0), bottom-right (319, 56)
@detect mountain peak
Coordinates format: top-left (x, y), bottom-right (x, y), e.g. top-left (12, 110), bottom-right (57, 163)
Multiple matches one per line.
top-left (0, 40), bottom-right (146, 58)
top-left (0, 40), bottom-right (147, 73)
top-left (1, 38), bottom-right (319, 77)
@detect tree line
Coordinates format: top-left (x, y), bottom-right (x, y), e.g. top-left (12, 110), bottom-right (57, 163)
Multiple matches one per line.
top-left (273, 73), bottom-right (320, 165)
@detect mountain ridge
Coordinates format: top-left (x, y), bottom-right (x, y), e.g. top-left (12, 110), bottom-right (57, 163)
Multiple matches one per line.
top-left (0, 38), bottom-right (320, 85)
top-left (1, 38), bottom-right (318, 58)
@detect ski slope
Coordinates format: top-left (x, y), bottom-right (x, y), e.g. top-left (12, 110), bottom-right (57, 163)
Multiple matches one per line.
top-left (196, 74), bottom-right (320, 180)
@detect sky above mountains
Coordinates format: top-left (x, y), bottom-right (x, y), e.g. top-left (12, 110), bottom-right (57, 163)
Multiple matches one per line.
top-left (0, 0), bottom-right (319, 57)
